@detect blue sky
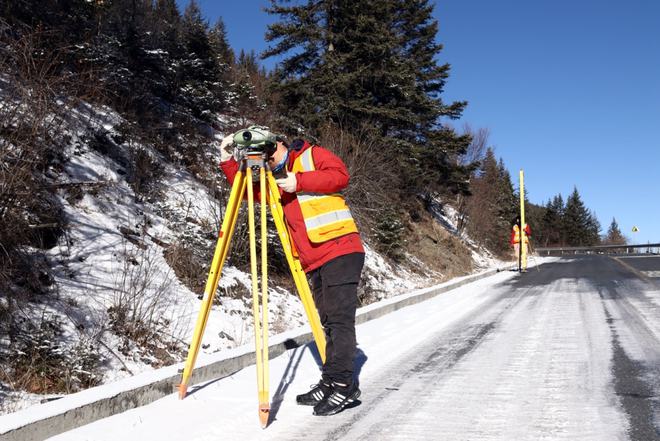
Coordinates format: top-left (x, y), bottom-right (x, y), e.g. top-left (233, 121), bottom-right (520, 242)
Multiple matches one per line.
top-left (178, 0), bottom-right (660, 244)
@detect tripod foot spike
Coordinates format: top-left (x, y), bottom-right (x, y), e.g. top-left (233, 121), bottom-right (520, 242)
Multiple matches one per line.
top-left (177, 384), bottom-right (188, 400)
top-left (259, 404), bottom-right (270, 428)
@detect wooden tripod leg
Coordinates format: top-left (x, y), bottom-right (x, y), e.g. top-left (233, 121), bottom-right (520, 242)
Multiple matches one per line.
top-left (177, 171), bottom-right (246, 399)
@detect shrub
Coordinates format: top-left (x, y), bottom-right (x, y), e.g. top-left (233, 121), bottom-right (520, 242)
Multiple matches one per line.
top-left (373, 209), bottom-right (406, 262)
top-left (0, 313), bottom-right (102, 394)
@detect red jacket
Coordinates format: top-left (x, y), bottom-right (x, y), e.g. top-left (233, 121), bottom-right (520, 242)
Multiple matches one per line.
top-left (220, 140), bottom-right (364, 272)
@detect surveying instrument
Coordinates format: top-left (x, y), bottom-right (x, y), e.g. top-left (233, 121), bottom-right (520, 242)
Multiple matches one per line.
top-left (176, 126), bottom-right (326, 428)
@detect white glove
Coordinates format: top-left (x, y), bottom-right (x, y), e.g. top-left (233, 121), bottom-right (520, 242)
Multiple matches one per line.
top-left (220, 134), bottom-right (234, 162)
top-left (275, 172), bottom-right (297, 193)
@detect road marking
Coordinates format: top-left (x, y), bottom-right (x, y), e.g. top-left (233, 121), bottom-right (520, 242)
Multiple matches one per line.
top-left (611, 257), bottom-right (653, 282)
top-left (642, 271), bottom-right (660, 277)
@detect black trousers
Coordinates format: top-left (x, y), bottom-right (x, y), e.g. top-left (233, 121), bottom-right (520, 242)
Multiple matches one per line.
top-left (308, 252), bottom-right (365, 385)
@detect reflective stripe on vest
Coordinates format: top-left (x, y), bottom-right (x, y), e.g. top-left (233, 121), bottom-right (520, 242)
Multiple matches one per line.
top-left (292, 147), bottom-right (359, 243)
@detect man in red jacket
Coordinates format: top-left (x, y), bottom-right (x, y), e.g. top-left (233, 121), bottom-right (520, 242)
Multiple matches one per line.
top-left (219, 133), bottom-right (365, 416)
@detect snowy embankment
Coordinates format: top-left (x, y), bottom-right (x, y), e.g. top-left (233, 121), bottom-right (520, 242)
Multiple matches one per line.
top-left (1, 102), bottom-right (501, 415)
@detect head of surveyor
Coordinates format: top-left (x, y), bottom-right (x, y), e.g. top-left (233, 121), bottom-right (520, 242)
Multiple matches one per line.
top-left (267, 135), bottom-right (308, 193)
top-left (266, 134), bottom-right (290, 174)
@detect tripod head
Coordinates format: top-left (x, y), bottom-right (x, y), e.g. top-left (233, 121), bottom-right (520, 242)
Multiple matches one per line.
top-left (233, 126), bottom-right (287, 179)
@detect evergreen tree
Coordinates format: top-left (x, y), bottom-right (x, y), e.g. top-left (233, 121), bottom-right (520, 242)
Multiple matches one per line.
top-left (209, 18), bottom-right (235, 69)
top-left (495, 159), bottom-right (518, 252)
top-left (585, 209), bottom-right (602, 246)
top-left (179, 0), bottom-right (222, 119)
top-left (604, 218), bottom-right (626, 245)
top-left (525, 202), bottom-right (546, 249)
top-left (208, 18), bottom-right (235, 108)
top-left (231, 50), bottom-right (269, 120)
top-left (563, 187), bottom-right (600, 246)
top-left (154, 0), bottom-right (181, 45)
top-left (541, 194), bottom-right (564, 246)
top-left (465, 148), bottom-right (499, 250)
top-left (464, 148), bottom-right (516, 256)
top-left (264, 0), bottom-right (472, 198)
top-left (498, 159), bottom-right (518, 224)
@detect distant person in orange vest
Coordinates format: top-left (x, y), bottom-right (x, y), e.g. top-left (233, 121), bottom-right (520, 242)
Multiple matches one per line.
top-left (510, 216), bottom-right (531, 269)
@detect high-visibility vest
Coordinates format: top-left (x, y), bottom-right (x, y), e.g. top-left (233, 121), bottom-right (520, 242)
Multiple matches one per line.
top-left (291, 147), bottom-right (359, 243)
top-left (512, 224), bottom-right (530, 244)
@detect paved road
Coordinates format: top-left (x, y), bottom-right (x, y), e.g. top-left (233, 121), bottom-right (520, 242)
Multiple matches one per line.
top-left (53, 256), bottom-right (660, 441)
top-left (615, 254), bottom-right (660, 282)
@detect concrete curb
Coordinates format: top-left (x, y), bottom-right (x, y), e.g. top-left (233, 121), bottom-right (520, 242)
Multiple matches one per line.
top-left (0, 268), bottom-right (498, 441)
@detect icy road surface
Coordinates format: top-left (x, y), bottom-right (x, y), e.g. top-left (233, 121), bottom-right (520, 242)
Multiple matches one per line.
top-left (51, 256), bottom-right (660, 441)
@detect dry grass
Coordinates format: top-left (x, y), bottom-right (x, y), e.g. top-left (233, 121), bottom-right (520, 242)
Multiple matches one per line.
top-left (403, 210), bottom-right (474, 281)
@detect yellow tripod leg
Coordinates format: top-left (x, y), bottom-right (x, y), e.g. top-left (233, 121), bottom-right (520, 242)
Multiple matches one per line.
top-left (246, 171), bottom-right (268, 428)
top-left (177, 171), bottom-right (246, 399)
top-left (259, 167), bottom-right (270, 428)
top-left (265, 172), bottom-right (326, 363)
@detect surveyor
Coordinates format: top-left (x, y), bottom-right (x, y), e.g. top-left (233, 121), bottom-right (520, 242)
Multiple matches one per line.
top-left (510, 216), bottom-right (532, 270)
top-left (219, 133), bottom-right (364, 416)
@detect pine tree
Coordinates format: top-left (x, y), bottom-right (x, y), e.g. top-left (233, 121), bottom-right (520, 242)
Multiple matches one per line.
top-left (604, 218), bottom-right (626, 245)
top-left (152, 0), bottom-right (182, 59)
top-left (464, 148), bottom-right (516, 256)
top-left (497, 160), bottom-right (519, 253)
top-left (209, 18), bottom-right (234, 69)
top-left (178, 0), bottom-right (222, 119)
top-left (541, 194), bottom-right (564, 246)
top-left (525, 202), bottom-right (546, 249)
top-left (498, 160), bottom-right (518, 223)
top-left (208, 18), bottom-right (235, 109)
top-left (230, 50), bottom-right (271, 121)
top-left (563, 187), bottom-right (600, 246)
top-left (585, 209), bottom-right (602, 246)
top-left (264, 0), bottom-right (471, 197)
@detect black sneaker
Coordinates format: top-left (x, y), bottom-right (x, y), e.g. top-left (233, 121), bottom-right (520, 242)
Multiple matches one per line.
top-left (313, 382), bottom-right (361, 416)
top-left (296, 381), bottom-right (332, 406)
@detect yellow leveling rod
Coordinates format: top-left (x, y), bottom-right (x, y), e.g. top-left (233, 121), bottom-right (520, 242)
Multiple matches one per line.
top-left (519, 169), bottom-right (527, 271)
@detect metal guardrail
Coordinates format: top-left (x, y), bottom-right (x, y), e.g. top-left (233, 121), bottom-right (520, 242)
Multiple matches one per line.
top-left (536, 243), bottom-right (660, 255)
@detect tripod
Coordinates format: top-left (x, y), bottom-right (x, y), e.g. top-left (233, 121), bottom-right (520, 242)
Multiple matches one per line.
top-left (176, 150), bottom-right (326, 428)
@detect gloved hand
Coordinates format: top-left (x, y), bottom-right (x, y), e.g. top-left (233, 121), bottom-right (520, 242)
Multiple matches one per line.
top-left (220, 134), bottom-right (234, 162)
top-left (275, 172), bottom-right (297, 193)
